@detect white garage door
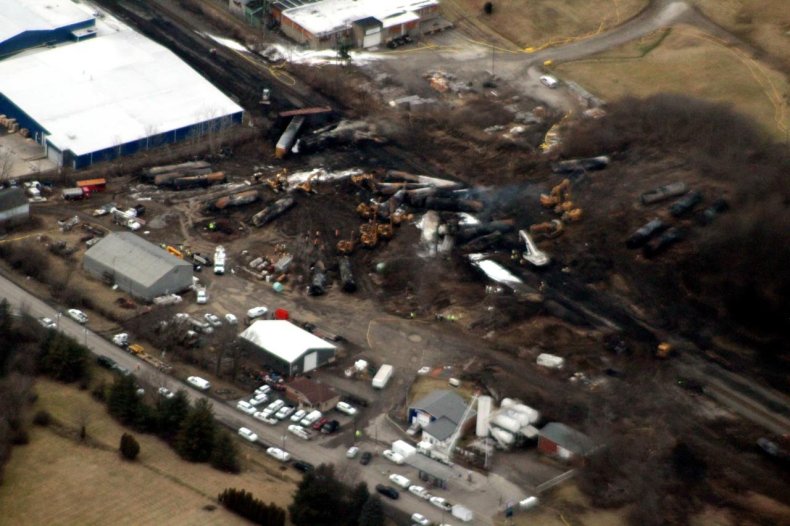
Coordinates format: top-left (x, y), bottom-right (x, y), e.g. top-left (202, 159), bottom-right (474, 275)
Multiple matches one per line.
top-left (303, 352), bottom-right (317, 372)
top-left (363, 31), bottom-right (381, 48)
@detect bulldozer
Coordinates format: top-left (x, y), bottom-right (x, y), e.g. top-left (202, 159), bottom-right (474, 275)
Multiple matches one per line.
top-left (529, 219), bottom-right (564, 240)
top-left (356, 202), bottom-right (378, 220)
top-left (656, 342), bottom-right (674, 359)
top-left (562, 208), bottom-right (583, 222)
top-left (351, 172), bottom-right (375, 189)
top-left (377, 222), bottom-right (394, 240)
top-left (336, 230), bottom-right (356, 254)
top-left (265, 169), bottom-right (289, 193)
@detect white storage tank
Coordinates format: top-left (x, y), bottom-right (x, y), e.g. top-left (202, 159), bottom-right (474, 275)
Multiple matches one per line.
top-left (500, 397), bottom-right (516, 409)
top-left (491, 413), bottom-right (521, 435)
top-left (513, 404), bottom-right (540, 424)
top-left (506, 408), bottom-right (531, 428)
top-left (476, 395), bottom-right (493, 437)
top-left (491, 427), bottom-right (515, 446)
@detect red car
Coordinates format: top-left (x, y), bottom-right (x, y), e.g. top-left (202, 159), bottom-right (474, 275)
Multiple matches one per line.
top-left (312, 417), bottom-right (329, 431)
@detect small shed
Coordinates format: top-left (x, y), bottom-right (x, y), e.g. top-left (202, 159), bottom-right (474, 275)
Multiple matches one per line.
top-left (352, 16), bottom-right (382, 48)
top-left (285, 377), bottom-right (340, 412)
top-left (537, 422), bottom-right (596, 462)
top-left (0, 187), bottom-right (29, 227)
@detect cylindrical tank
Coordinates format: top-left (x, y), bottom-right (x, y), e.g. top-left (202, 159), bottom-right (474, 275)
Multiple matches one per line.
top-left (513, 404), bottom-right (540, 424)
top-left (491, 427), bottom-right (515, 446)
top-left (491, 413), bottom-right (521, 435)
top-left (506, 408), bottom-right (531, 428)
top-left (476, 396), bottom-right (492, 437)
top-left (500, 398), bottom-right (516, 409)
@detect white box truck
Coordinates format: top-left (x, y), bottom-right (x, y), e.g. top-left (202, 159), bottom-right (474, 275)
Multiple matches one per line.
top-left (452, 504), bottom-right (474, 522)
top-left (372, 364), bottom-right (393, 389)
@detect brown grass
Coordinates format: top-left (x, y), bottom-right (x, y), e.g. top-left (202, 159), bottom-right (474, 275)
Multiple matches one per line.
top-left (691, 0), bottom-right (790, 72)
top-left (441, 0), bottom-right (648, 49)
top-left (0, 379), bottom-right (298, 525)
top-left (407, 375), bottom-right (477, 405)
top-left (555, 25), bottom-right (790, 138)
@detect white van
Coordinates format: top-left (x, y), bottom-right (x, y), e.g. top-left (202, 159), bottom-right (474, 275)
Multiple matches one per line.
top-left (187, 376), bottom-right (211, 391)
top-left (539, 74), bottom-right (559, 89)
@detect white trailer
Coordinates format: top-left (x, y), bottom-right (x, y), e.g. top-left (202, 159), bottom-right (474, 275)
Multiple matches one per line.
top-left (452, 504), bottom-right (474, 522)
top-left (372, 364), bottom-right (394, 389)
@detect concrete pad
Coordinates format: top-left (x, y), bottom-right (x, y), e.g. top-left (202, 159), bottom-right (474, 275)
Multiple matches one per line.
top-left (0, 132), bottom-right (57, 179)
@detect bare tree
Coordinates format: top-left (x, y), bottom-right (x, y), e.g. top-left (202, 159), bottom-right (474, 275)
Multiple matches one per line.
top-left (0, 149), bottom-right (14, 183)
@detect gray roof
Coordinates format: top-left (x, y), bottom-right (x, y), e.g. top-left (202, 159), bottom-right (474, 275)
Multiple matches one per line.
top-left (539, 422), bottom-right (596, 455)
top-left (411, 389), bottom-right (474, 426)
top-left (0, 188), bottom-right (27, 210)
top-left (84, 232), bottom-right (192, 288)
top-left (423, 416), bottom-right (457, 442)
top-left (404, 452), bottom-right (458, 482)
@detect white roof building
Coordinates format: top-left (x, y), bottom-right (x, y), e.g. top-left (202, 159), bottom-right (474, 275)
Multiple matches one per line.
top-left (0, 0), bottom-right (95, 48)
top-left (0, 29), bottom-right (243, 168)
top-left (238, 320), bottom-right (337, 376)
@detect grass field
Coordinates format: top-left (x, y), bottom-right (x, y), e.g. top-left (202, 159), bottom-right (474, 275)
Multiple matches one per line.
top-left (441, 0), bottom-right (648, 49)
top-left (692, 0), bottom-right (790, 72)
top-left (555, 25), bottom-right (790, 138)
top-left (0, 379), bottom-right (298, 525)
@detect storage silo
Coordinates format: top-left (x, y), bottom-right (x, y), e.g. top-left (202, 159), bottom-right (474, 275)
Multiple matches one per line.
top-left (476, 395), bottom-right (493, 437)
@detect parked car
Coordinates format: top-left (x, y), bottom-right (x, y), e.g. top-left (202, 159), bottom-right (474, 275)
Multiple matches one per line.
top-left (187, 376), bottom-right (211, 391)
top-left (266, 447), bottom-right (291, 462)
top-left (336, 401), bottom-right (358, 416)
top-left (253, 411), bottom-right (279, 425)
top-left (382, 449), bottom-right (405, 465)
top-left (250, 393), bottom-right (269, 406)
top-left (360, 451), bottom-right (372, 465)
top-left (267, 399), bottom-right (285, 413)
top-left (376, 484), bottom-right (399, 500)
top-left (290, 409), bottom-right (307, 423)
top-left (288, 424), bottom-right (312, 440)
top-left (409, 485), bottom-right (430, 499)
top-left (224, 313), bottom-right (238, 325)
top-left (389, 473), bottom-right (411, 488)
top-left (429, 496), bottom-right (452, 512)
top-left (96, 355), bottom-right (117, 369)
top-left (275, 406), bottom-right (295, 419)
top-left (158, 387), bottom-right (175, 399)
top-left (204, 313), bottom-right (221, 326)
top-left (255, 384), bottom-right (272, 396)
top-left (293, 460), bottom-right (315, 473)
top-left (38, 317), bottom-right (56, 329)
top-left (300, 410), bottom-right (322, 427)
top-left (346, 446), bottom-right (360, 459)
top-left (312, 417), bottom-right (329, 431)
top-left (113, 365), bottom-right (131, 376)
top-left (67, 308), bottom-right (88, 324)
top-left (236, 400), bottom-right (256, 415)
top-left (321, 420), bottom-right (340, 434)
top-left (246, 306), bottom-right (268, 320)
top-left (411, 512), bottom-right (431, 525)
top-left (196, 288), bottom-right (208, 304)
top-left (238, 427), bottom-right (258, 442)
top-left (539, 74), bottom-right (559, 88)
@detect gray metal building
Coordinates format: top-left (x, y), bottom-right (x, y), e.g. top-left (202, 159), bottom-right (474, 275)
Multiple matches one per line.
top-left (83, 232), bottom-right (193, 301)
top-left (238, 320), bottom-right (337, 377)
top-left (0, 187), bottom-right (29, 227)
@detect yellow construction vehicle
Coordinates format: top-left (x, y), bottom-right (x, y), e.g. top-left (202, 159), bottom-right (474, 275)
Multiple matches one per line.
top-left (359, 222), bottom-right (378, 248)
top-left (656, 342), bottom-right (673, 359)
top-left (529, 219), bottom-right (564, 239)
top-left (165, 245), bottom-right (183, 259)
top-left (377, 222), bottom-right (394, 240)
top-left (265, 169), bottom-right (289, 193)
top-left (128, 344), bottom-right (145, 355)
top-left (295, 173), bottom-right (318, 194)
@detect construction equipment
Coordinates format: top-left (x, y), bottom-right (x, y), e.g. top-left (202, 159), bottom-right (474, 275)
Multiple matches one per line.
top-left (165, 245), bottom-right (183, 259)
top-left (356, 202), bottom-right (377, 220)
top-left (519, 230), bottom-right (551, 267)
top-left (656, 342), bottom-right (673, 359)
top-left (260, 88), bottom-right (271, 105)
top-left (540, 178), bottom-right (571, 208)
top-left (351, 173), bottom-right (375, 189)
top-left (265, 169), bottom-right (289, 193)
top-left (336, 230), bottom-right (355, 254)
top-left (359, 222), bottom-right (378, 248)
top-left (377, 222), bottom-right (394, 240)
top-left (562, 207), bottom-right (583, 222)
top-left (295, 173), bottom-right (318, 194)
top-left (529, 219), bottom-right (564, 240)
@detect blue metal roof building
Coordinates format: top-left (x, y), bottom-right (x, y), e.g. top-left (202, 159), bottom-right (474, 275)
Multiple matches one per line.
top-left (0, 0), bottom-right (97, 58)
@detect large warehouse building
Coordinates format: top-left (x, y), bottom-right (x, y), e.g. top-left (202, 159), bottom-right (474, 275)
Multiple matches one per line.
top-left (276, 0), bottom-right (440, 50)
top-left (238, 320), bottom-right (337, 377)
top-left (0, 0), bottom-right (97, 58)
top-left (0, 21), bottom-right (243, 169)
top-left (83, 232), bottom-right (193, 301)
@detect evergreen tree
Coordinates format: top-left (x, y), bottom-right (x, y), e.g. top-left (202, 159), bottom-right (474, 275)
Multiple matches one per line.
top-left (219, 488), bottom-right (285, 526)
top-left (358, 496), bottom-right (384, 526)
top-left (107, 374), bottom-right (142, 425)
top-left (37, 332), bottom-right (89, 383)
top-left (289, 464), bottom-right (346, 526)
top-left (119, 433), bottom-right (140, 460)
top-left (346, 482), bottom-right (370, 526)
top-left (211, 431), bottom-right (241, 473)
top-left (156, 390), bottom-right (190, 441)
top-left (175, 398), bottom-right (216, 462)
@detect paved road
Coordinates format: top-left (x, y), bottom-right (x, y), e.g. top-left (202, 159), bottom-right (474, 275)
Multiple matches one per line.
top-left (0, 270), bottom-right (525, 525)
